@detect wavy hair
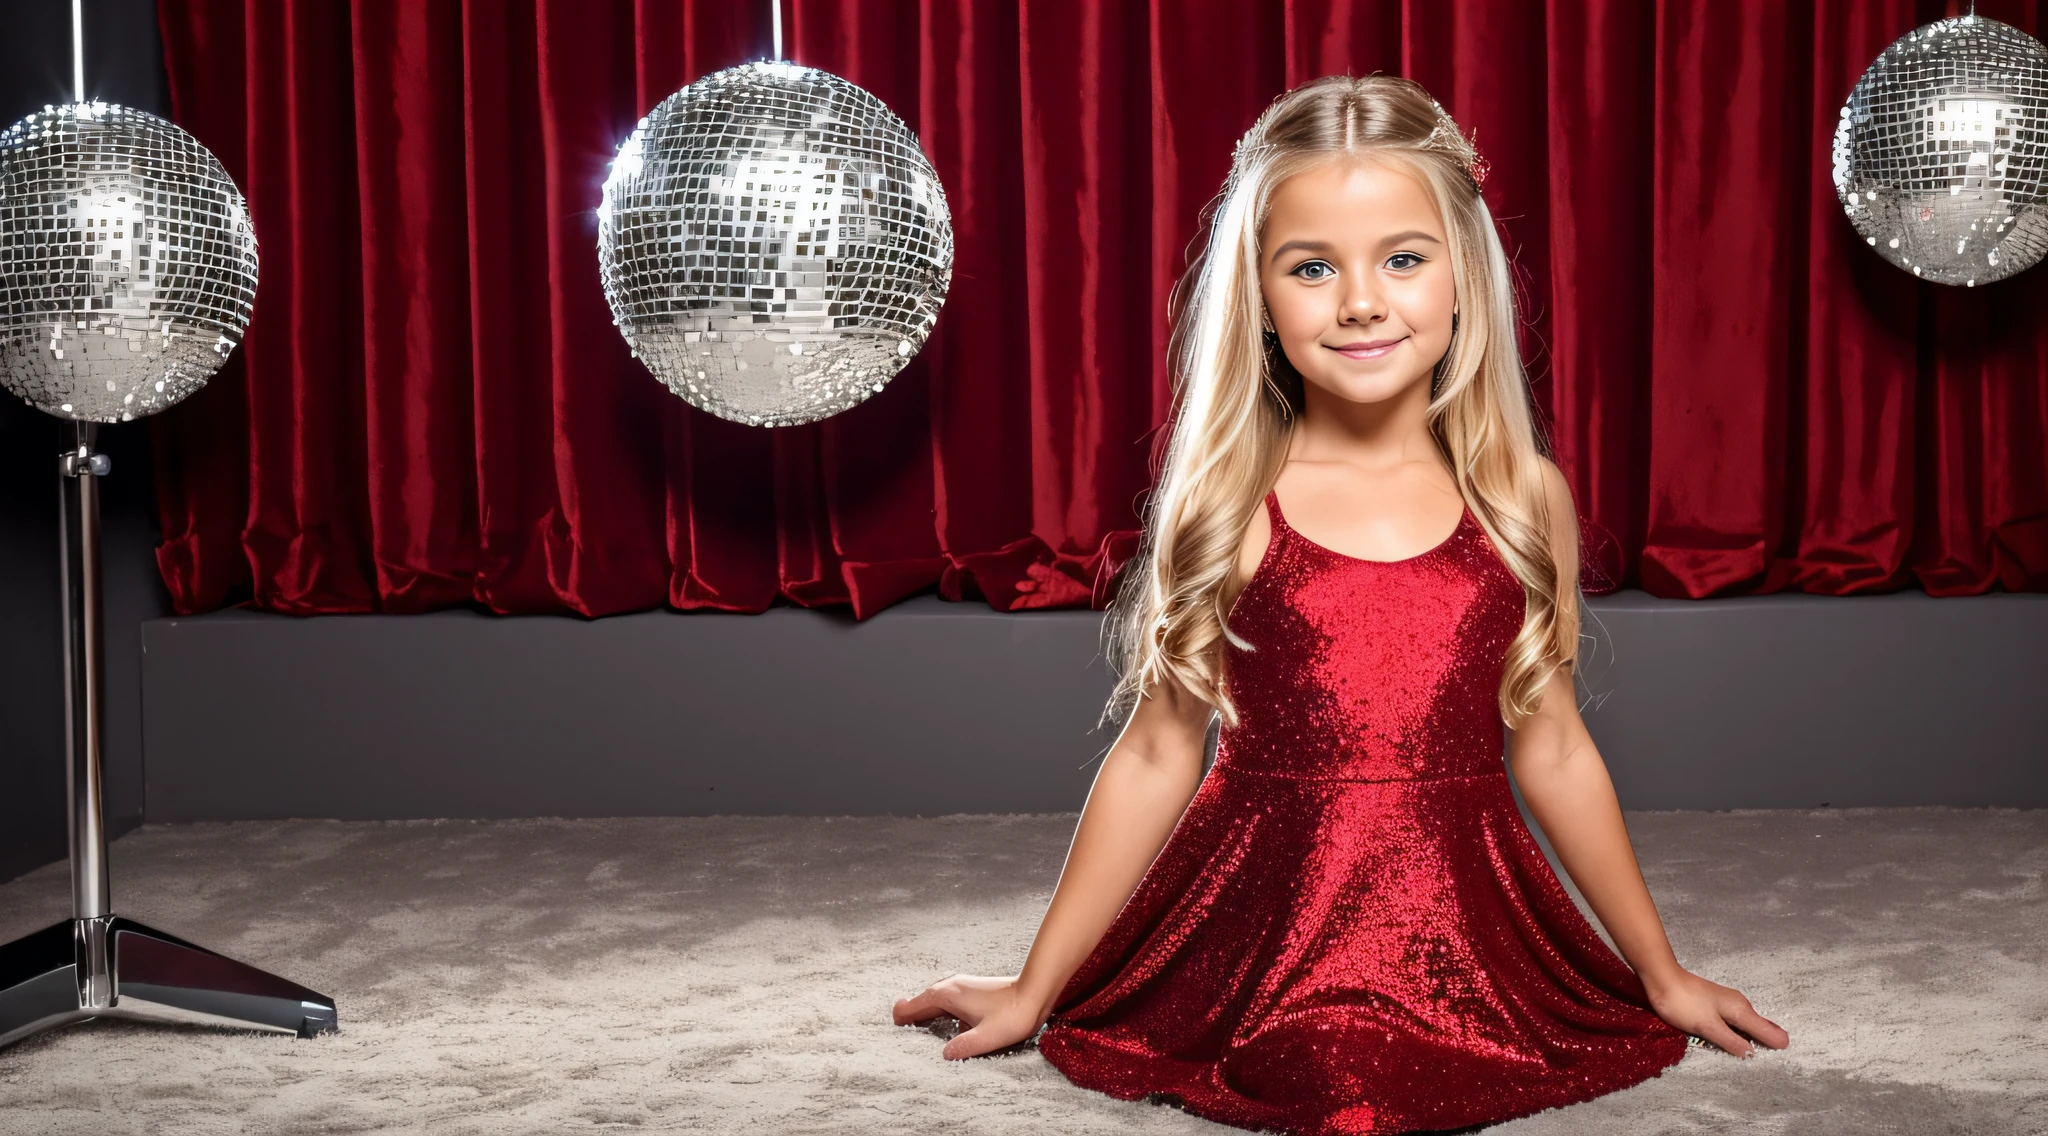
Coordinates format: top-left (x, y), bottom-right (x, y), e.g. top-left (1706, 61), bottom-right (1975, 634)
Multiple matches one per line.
top-left (1100, 73), bottom-right (1579, 734)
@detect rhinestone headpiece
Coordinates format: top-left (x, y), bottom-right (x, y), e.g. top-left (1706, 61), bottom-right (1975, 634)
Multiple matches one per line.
top-left (1422, 100), bottom-right (1489, 191)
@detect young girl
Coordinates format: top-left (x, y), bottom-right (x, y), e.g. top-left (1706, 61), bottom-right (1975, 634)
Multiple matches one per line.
top-left (893, 74), bottom-right (1789, 1134)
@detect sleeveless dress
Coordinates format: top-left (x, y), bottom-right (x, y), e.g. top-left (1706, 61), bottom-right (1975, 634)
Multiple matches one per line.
top-left (1036, 489), bottom-right (1690, 1135)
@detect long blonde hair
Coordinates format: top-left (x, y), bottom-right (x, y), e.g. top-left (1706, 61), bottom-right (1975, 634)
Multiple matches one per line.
top-left (1101, 74), bottom-right (1578, 733)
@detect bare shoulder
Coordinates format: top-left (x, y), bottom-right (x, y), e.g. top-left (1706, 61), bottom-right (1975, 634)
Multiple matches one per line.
top-left (1512, 457), bottom-right (1591, 742)
top-left (1533, 455), bottom-right (1580, 575)
top-left (1534, 454), bottom-right (1574, 515)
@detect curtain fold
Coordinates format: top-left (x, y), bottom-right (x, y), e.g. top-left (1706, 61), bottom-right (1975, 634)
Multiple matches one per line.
top-left (152, 0), bottom-right (2048, 618)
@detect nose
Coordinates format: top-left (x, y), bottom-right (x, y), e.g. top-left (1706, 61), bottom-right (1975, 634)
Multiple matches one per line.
top-left (1338, 271), bottom-right (1382, 324)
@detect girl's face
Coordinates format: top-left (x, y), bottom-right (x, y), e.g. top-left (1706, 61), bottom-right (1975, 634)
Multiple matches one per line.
top-left (1257, 158), bottom-right (1457, 408)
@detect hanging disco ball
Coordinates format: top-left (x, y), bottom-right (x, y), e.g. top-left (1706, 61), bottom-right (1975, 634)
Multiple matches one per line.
top-left (597, 60), bottom-right (953, 428)
top-left (1833, 14), bottom-right (2048, 287)
top-left (0, 102), bottom-right (257, 422)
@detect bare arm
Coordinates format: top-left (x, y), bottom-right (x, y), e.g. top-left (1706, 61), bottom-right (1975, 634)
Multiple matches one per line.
top-left (1507, 667), bottom-right (1683, 985)
top-left (1011, 503), bottom-right (1276, 1020)
top-left (1507, 459), bottom-right (1788, 1058)
top-left (894, 503), bottom-right (1275, 1059)
top-left (1016, 670), bottom-right (1215, 1018)
top-left (890, 665), bottom-right (1215, 1059)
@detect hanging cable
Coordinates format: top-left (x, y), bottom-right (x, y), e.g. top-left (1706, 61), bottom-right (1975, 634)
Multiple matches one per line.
top-left (72, 0), bottom-right (85, 102)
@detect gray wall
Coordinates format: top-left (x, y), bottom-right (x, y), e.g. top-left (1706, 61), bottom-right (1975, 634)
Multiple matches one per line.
top-left (137, 592), bottom-right (2048, 825)
top-left (0, 0), bottom-right (173, 884)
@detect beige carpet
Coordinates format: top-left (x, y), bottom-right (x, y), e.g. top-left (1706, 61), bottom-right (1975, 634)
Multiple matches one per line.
top-left (0, 808), bottom-right (2042, 1135)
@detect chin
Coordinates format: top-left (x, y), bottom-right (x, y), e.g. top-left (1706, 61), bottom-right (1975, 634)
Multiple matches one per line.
top-left (1309, 372), bottom-right (1429, 405)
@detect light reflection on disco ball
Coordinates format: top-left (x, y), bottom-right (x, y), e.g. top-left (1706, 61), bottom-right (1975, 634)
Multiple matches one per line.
top-left (597, 61), bottom-right (953, 428)
top-left (0, 102), bottom-right (257, 422)
top-left (1833, 15), bottom-right (2048, 287)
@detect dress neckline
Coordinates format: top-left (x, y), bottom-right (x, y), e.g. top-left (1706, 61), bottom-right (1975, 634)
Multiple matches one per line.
top-left (1266, 488), bottom-right (1471, 566)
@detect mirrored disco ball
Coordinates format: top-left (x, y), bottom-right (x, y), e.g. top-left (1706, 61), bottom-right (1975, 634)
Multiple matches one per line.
top-left (1833, 14), bottom-right (2048, 287)
top-left (0, 102), bottom-right (258, 422)
top-left (598, 61), bottom-right (953, 428)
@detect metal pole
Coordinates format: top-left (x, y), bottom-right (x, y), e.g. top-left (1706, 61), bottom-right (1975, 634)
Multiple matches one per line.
top-left (58, 422), bottom-right (112, 1011)
top-left (60, 421), bottom-right (109, 922)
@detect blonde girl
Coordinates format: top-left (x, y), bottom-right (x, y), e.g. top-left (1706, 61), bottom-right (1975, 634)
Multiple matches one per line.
top-left (895, 74), bottom-right (1787, 1135)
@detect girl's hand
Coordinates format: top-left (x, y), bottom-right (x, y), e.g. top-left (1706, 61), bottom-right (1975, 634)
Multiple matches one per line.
top-left (892, 974), bottom-right (1049, 1060)
top-left (1644, 968), bottom-right (1790, 1057)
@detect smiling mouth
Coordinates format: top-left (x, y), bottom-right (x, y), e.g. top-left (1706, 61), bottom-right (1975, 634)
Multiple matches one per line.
top-left (1328, 337), bottom-right (1406, 359)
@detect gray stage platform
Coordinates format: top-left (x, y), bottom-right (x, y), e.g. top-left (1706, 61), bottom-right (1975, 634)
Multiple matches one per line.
top-left (136, 590), bottom-right (2047, 822)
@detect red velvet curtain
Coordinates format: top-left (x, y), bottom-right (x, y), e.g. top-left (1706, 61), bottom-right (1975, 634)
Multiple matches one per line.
top-left (151, 0), bottom-right (2048, 618)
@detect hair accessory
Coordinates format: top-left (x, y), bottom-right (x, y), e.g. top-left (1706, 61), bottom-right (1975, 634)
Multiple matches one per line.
top-left (1423, 100), bottom-right (1489, 192)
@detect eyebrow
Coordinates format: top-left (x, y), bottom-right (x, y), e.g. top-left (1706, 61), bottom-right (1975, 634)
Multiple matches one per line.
top-left (1267, 231), bottom-right (1444, 265)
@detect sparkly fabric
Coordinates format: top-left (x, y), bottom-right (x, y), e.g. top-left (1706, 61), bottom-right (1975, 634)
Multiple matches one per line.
top-left (1038, 489), bottom-right (1689, 1135)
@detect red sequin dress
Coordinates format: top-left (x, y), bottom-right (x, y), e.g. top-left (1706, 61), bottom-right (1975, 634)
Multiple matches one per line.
top-left (1037, 489), bottom-right (1689, 1135)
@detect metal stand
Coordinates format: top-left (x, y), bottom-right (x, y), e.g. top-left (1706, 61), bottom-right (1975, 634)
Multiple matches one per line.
top-left (0, 422), bottom-right (337, 1050)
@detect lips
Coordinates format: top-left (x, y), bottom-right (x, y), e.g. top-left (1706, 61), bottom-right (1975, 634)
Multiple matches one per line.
top-left (1329, 336), bottom-right (1406, 360)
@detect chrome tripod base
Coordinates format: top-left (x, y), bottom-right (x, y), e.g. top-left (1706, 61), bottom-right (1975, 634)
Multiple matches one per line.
top-left (0, 915), bottom-right (337, 1050)
top-left (0, 423), bottom-right (337, 1053)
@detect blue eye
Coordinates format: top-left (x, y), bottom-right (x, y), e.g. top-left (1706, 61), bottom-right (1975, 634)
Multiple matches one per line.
top-left (1292, 260), bottom-right (1334, 280)
top-left (1388, 253), bottom-right (1424, 270)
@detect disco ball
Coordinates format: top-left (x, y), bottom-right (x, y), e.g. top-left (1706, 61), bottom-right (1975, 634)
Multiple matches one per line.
top-left (0, 102), bottom-right (257, 422)
top-left (1833, 14), bottom-right (2048, 287)
top-left (597, 60), bottom-right (953, 428)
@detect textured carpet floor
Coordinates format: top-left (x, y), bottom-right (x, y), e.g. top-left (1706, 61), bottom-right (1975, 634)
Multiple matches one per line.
top-left (0, 808), bottom-right (2042, 1135)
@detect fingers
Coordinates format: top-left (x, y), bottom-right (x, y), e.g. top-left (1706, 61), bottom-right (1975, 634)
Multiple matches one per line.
top-left (1694, 1018), bottom-right (1755, 1059)
top-left (940, 1024), bottom-right (997, 1061)
top-left (1726, 996), bottom-right (1791, 1049)
top-left (891, 975), bottom-right (960, 1026)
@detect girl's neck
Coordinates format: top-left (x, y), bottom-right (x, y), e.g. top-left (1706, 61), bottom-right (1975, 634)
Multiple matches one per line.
top-left (1288, 374), bottom-right (1440, 473)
